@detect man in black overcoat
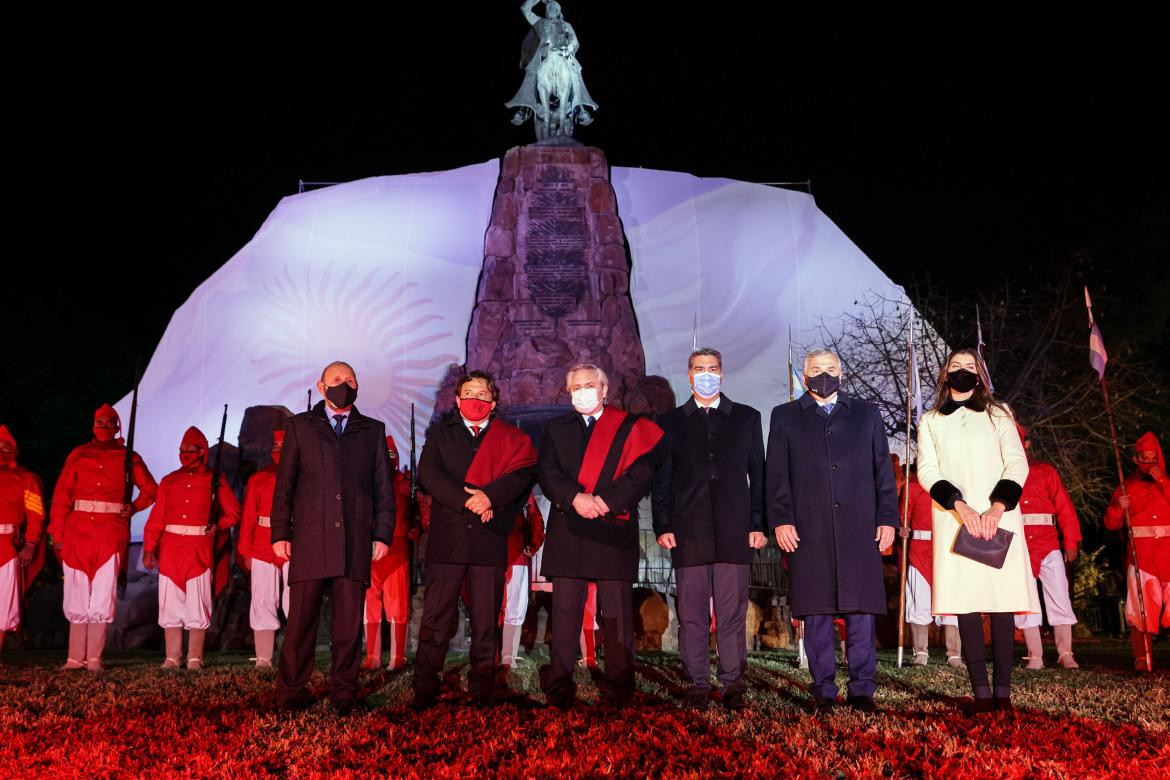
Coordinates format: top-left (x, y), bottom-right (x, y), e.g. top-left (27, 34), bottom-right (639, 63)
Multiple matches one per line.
top-left (652, 348), bottom-right (766, 711)
top-left (411, 371), bottom-right (538, 710)
top-left (538, 363), bottom-right (664, 708)
top-left (270, 361), bottom-right (396, 714)
top-left (765, 349), bottom-right (898, 713)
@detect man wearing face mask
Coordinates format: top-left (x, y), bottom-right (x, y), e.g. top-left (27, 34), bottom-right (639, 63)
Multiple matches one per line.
top-left (766, 349), bottom-right (898, 713)
top-left (411, 371), bottom-right (538, 709)
top-left (0, 425), bottom-right (46, 661)
top-left (538, 363), bottom-right (665, 709)
top-left (270, 361), bottom-right (396, 714)
top-left (238, 429), bottom-right (289, 669)
top-left (142, 426), bottom-right (241, 669)
top-left (49, 405), bottom-right (158, 671)
top-left (1104, 432), bottom-right (1170, 671)
top-left (651, 348), bottom-right (765, 711)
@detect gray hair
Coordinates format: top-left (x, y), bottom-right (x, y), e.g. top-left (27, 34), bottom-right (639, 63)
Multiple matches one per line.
top-left (565, 363), bottom-right (609, 390)
top-left (802, 349), bottom-right (841, 373)
top-left (688, 347), bottom-right (723, 371)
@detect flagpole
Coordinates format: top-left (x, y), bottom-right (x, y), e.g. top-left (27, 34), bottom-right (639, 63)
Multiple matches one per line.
top-left (1086, 287), bottom-right (1152, 672)
top-left (788, 323), bottom-right (805, 668)
top-left (896, 314), bottom-right (915, 668)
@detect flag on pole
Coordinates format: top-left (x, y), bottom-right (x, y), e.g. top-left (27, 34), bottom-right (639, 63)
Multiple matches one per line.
top-left (1084, 286), bottom-right (1108, 381)
top-left (791, 366), bottom-right (805, 400)
top-left (976, 304), bottom-right (995, 392)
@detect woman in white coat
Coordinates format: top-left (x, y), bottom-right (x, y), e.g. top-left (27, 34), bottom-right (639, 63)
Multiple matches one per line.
top-left (917, 348), bottom-right (1039, 713)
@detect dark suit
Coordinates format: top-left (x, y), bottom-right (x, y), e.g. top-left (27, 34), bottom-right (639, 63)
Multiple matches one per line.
top-left (412, 416), bottom-right (536, 700)
top-left (271, 401), bottom-right (395, 707)
top-left (765, 393), bottom-right (898, 701)
top-left (537, 410), bottom-right (661, 704)
top-left (652, 396), bottom-right (764, 694)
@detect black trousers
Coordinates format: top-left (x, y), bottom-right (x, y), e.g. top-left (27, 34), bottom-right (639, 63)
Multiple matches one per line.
top-left (547, 577), bottom-right (635, 700)
top-left (957, 612), bottom-right (1014, 698)
top-left (277, 575), bottom-right (366, 706)
top-left (412, 562), bottom-right (504, 698)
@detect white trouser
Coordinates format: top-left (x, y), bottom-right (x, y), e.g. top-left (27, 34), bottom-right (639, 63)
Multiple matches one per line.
top-left (63, 554), bottom-right (120, 624)
top-left (158, 570), bottom-right (213, 630)
top-left (503, 563), bottom-right (530, 626)
top-left (1016, 549), bottom-right (1078, 628)
top-left (904, 565), bottom-right (957, 626)
top-left (0, 558), bottom-right (20, 631)
top-left (1126, 565), bottom-right (1170, 633)
top-left (249, 559), bottom-right (290, 631)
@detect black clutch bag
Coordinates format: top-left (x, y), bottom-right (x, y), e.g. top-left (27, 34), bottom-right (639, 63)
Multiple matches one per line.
top-left (952, 524), bottom-right (1014, 569)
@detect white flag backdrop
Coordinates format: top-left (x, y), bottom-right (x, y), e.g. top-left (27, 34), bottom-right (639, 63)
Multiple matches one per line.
top-left (118, 159), bottom-right (907, 537)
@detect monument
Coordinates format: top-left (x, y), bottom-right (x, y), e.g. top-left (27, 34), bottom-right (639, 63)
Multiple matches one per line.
top-left (442, 0), bottom-right (674, 429)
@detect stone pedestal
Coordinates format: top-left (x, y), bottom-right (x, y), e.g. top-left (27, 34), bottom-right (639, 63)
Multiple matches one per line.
top-left (464, 145), bottom-right (653, 411)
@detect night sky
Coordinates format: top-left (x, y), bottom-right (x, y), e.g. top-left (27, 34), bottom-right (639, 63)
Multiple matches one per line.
top-left (8, 8), bottom-right (1167, 480)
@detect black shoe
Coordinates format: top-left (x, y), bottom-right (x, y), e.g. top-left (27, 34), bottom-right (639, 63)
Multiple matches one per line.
top-left (812, 697), bottom-right (837, 715)
top-left (965, 698), bottom-right (995, 716)
top-left (721, 687), bottom-right (748, 711)
top-left (547, 693), bottom-right (576, 710)
top-left (472, 694), bottom-right (494, 710)
top-left (846, 695), bottom-right (877, 713)
top-left (279, 689), bottom-right (313, 712)
top-left (994, 696), bottom-right (1014, 714)
top-left (332, 698), bottom-right (366, 717)
top-left (682, 689), bottom-right (710, 711)
top-left (410, 692), bottom-right (438, 711)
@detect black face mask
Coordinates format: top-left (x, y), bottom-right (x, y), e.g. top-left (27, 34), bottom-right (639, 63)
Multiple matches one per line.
top-left (946, 369), bottom-right (980, 393)
top-left (805, 372), bottom-right (840, 398)
top-left (324, 382), bottom-right (358, 409)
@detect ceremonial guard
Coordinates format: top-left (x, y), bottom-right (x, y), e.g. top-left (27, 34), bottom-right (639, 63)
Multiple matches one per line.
top-left (1015, 426), bottom-right (1083, 669)
top-left (501, 493), bottom-right (544, 668)
top-left (142, 426), bottom-right (241, 669)
top-left (901, 464), bottom-right (962, 667)
top-left (1104, 432), bottom-right (1170, 670)
top-left (238, 430), bottom-right (287, 669)
top-left (362, 434), bottom-right (415, 671)
top-left (0, 426), bottom-right (46, 658)
top-left (49, 404), bottom-right (157, 671)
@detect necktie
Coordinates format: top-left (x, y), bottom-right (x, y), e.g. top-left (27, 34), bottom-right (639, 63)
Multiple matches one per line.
top-left (333, 414), bottom-right (345, 436)
top-left (470, 425), bottom-right (480, 438)
top-left (822, 402), bottom-right (835, 416)
top-left (584, 416), bottom-right (594, 429)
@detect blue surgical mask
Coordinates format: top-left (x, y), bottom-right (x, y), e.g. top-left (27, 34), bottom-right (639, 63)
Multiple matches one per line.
top-left (692, 371), bottom-right (721, 399)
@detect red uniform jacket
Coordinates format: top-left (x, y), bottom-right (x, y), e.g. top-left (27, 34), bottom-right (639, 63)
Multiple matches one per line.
top-left (238, 465), bottom-right (285, 567)
top-left (1019, 459), bottom-right (1081, 574)
top-left (370, 468), bottom-right (414, 584)
top-left (506, 493), bottom-right (545, 569)
top-left (49, 440), bottom-right (157, 579)
top-left (902, 476), bottom-right (934, 586)
top-left (143, 466), bottom-right (241, 593)
top-left (1105, 434), bottom-right (1170, 581)
top-left (0, 465), bottom-right (45, 577)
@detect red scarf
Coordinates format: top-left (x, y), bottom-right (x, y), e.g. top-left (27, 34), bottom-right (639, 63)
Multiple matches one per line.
top-left (577, 408), bottom-right (664, 522)
top-left (464, 419), bottom-right (538, 487)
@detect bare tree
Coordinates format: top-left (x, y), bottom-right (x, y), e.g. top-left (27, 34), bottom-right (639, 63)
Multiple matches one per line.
top-left (812, 271), bottom-right (1166, 528)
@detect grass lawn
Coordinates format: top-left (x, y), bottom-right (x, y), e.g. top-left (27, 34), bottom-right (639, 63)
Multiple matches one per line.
top-left (1, 638), bottom-right (1167, 778)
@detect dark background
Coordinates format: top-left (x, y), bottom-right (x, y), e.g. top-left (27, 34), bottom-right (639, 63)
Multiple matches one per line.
top-left (7, 7), bottom-right (1167, 487)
